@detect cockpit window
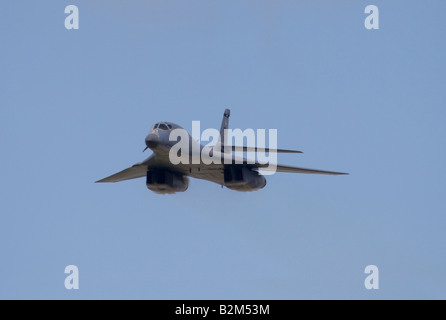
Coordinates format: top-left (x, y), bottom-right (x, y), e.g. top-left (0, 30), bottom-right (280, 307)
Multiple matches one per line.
top-left (152, 122), bottom-right (172, 131)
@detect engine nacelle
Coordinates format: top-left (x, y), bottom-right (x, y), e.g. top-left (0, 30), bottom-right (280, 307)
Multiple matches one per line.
top-left (224, 166), bottom-right (267, 192)
top-left (146, 169), bottom-right (189, 194)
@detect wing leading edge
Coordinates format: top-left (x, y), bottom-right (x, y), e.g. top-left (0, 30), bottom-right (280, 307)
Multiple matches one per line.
top-left (96, 161), bottom-right (347, 184)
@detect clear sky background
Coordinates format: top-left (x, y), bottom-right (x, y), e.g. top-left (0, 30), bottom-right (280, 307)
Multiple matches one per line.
top-left (1, 0), bottom-right (445, 299)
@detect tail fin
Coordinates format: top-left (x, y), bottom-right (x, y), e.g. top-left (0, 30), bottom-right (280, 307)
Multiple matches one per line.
top-left (216, 109), bottom-right (230, 152)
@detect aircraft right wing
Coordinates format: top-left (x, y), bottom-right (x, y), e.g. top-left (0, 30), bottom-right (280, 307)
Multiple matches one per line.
top-left (96, 165), bottom-right (148, 183)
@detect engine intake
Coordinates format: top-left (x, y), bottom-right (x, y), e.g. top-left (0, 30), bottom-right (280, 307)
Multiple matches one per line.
top-left (224, 166), bottom-right (266, 192)
top-left (146, 169), bottom-right (189, 194)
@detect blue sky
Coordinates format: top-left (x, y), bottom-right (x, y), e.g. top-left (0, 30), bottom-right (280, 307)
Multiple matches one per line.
top-left (1, 0), bottom-right (445, 299)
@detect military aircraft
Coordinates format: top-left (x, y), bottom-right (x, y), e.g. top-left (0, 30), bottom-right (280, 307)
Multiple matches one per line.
top-left (96, 109), bottom-right (347, 193)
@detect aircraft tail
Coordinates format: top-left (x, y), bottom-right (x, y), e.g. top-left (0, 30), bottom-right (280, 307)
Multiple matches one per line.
top-left (216, 109), bottom-right (230, 152)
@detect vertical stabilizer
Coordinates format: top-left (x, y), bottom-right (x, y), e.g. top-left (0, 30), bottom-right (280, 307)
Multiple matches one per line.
top-left (216, 109), bottom-right (230, 152)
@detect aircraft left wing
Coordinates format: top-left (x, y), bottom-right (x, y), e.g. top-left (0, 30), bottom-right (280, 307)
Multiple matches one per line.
top-left (96, 165), bottom-right (148, 183)
top-left (231, 146), bottom-right (302, 154)
top-left (217, 151), bottom-right (347, 175)
top-left (256, 163), bottom-right (348, 175)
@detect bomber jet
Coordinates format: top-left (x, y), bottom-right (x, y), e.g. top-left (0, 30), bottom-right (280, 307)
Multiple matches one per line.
top-left (96, 110), bottom-right (347, 194)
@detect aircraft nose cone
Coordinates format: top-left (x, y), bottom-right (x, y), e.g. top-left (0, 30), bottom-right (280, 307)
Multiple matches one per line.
top-left (145, 133), bottom-right (160, 150)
